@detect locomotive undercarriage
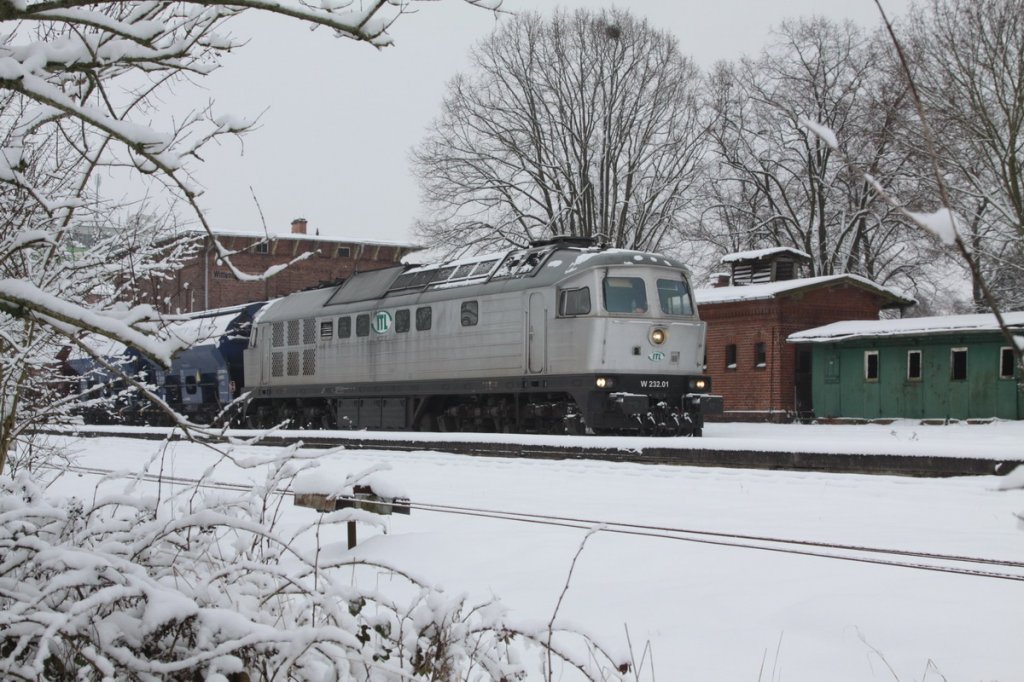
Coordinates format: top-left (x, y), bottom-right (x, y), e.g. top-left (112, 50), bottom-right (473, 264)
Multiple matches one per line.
top-left (242, 382), bottom-right (711, 436)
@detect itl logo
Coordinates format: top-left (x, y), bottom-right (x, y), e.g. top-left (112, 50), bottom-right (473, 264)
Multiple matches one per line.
top-left (372, 311), bottom-right (392, 334)
top-left (648, 351), bottom-right (665, 362)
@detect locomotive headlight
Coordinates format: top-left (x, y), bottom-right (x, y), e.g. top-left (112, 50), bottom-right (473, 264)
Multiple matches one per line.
top-left (595, 377), bottom-right (613, 389)
top-left (690, 378), bottom-right (708, 390)
top-left (650, 328), bottom-right (667, 345)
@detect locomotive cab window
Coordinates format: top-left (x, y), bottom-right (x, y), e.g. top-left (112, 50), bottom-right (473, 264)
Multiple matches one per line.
top-left (338, 317), bottom-right (351, 339)
top-left (356, 314), bottom-right (370, 337)
top-left (461, 301), bottom-right (479, 327)
top-left (559, 287), bottom-right (591, 317)
top-left (656, 278), bottom-right (694, 316)
top-left (603, 277), bottom-right (648, 314)
top-left (395, 309), bottom-right (410, 333)
top-left (416, 306), bottom-right (432, 331)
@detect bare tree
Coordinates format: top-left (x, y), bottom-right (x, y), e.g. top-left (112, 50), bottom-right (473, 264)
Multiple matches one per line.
top-left (692, 18), bottom-right (943, 295)
top-left (907, 0), bottom-right (1024, 311)
top-left (412, 7), bottom-right (709, 254)
top-left (0, 0), bottom-right (501, 472)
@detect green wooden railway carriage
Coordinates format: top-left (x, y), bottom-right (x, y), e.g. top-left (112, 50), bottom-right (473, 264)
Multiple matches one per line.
top-left (789, 313), bottom-right (1024, 421)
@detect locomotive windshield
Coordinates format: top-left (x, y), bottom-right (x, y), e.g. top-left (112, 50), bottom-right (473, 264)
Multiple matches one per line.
top-left (657, 278), bottom-right (695, 316)
top-left (603, 277), bottom-right (648, 313)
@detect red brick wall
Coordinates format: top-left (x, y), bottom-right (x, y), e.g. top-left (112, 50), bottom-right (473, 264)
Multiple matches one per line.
top-left (699, 284), bottom-right (887, 421)
top-left (147, 235), bottom-right (414, 313)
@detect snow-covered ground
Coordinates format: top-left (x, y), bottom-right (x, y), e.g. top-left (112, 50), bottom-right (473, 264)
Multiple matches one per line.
top-left (40, 420), bottom-right (1024, 680)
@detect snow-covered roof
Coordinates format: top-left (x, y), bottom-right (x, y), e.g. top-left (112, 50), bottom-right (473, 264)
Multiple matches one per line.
top-left (788, 311), bottom-right (1024, 344)
top-left (694, 274), bottom-right (913, 307)
top-left (720, 247), bottom-right (811, 263)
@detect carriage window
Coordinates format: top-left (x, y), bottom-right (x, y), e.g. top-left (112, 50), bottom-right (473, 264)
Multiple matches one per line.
top-left (184, 374), bottom-right (198, 395)
top-left (453, 264), bottom-right (476, 279)
top-left (416, 306), bottom-right (432, 331)
top-left (338, 317), bottom-right (351, 339)
top-left (951, 348), bottom-right (967, 381)
top-left (865, 350), bottom-right (879, 382)
top-left (395, 309), bottom-right (410, 333)
top-left (907, 350), bottom-right (922, 380)
top-left (356, 314), bottom-right (370, 337)
top-left (1000, 347), bottom-right (1015, 379)
top-left (657, 278), bottom-right (694, 316)
top-left (320, 321), bottom-right (333, 339)
top-left (461, 301), bottom-right (478, 327)
top-left (559, 287), bottom-right (591, 316)
top-left (603, 277), bottom-right (648, 313)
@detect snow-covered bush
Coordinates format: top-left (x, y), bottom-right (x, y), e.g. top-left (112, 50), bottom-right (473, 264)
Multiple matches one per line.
top-left (0, 449), bottom-right (630, 680)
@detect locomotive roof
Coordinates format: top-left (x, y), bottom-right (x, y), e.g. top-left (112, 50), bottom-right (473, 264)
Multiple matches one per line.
top-left (256, 244), bottom-right (691, 323)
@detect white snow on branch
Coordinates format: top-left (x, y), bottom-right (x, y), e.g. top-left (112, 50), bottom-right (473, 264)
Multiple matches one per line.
top-left (799, 116), bottom-right (838, 149)
top-left (0, 279), bottom-right (185, 365)
top-left (906, 207), bottom-right (960, 245)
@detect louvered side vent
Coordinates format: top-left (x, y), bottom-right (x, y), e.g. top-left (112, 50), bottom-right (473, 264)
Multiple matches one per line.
top-left (732, 263), bottom-right (753, 285)
top-left (302, 318), bottom-right (316, 345)
top-left (750, 262), bottom-right (772, 283)
top-left (272, 322), bottom-right (284, 347)
top-left (774, 260), bottom-right (795, 281)
top-left (287, 351), bottom-right (300, 376)
top-left (271, 352), bottom-right (284, 377)
top-left (302, 348), bottom-right (316, 375)
top-left (287, 320), bottom-right (300, 346)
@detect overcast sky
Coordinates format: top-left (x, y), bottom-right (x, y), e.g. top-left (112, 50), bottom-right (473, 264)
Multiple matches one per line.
top-left (187, 0), bottom-right (911, 245)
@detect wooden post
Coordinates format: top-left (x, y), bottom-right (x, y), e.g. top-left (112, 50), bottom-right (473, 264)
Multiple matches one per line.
top-left (294, 486), bottom-right (410, 550)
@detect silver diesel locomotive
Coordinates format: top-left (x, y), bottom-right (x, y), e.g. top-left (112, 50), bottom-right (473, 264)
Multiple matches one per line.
top-left (242, 237), bottom-right (722, 435)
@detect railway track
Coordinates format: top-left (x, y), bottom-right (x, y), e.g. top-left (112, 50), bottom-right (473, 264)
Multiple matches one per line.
top-left (42, 460), bottom-right (1024, 583)
top-left (37, 426), bottom-right (1023, 478)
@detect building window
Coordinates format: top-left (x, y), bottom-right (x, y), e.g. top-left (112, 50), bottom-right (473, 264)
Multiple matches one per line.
top-left (725, 344), bottom-right (737, 370)
top-left (254, 241), bottom-right (269, 254)
top-left (754, 342), bottom-right (766, 368)
top-left (951, 347), bottom-right (967, 381)
top-left (356, 314), bottom-right (370, 337)
top-left (337, 246), bottom-right (351, 258)
top-left (461, 301), bottom-right (479, 327)
top-left (415, 306), bottom-right (432, 331)
top-left (319, 321), bottom-right (333, 339)
top-left (1000, 347), bottom-right (1016, 379)
top-left (338, 317), bottom-right (351, 339)
top-left (559, 287), bottom-right (591, 316)
top-left (864, 350), bottom-right (879, 382)
top-left (907, 350), bottom-right (922, 381)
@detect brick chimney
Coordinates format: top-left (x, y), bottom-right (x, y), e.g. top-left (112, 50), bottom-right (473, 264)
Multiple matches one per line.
top-left (710, 272), bottom-right (731, 288)
top-left (291, 218), bottom-right (308, 235)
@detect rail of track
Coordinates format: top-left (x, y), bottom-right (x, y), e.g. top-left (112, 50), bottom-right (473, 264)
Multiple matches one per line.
top-left (48, 460), bottom-right (1024, 583)
top-left (38, 425), bottom-right (1023, 478)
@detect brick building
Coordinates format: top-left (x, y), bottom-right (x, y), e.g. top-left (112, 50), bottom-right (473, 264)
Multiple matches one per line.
top-left (694, 248), bottom-right (913, 421)
top-left (151, 219), bottom-right (419, 313)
